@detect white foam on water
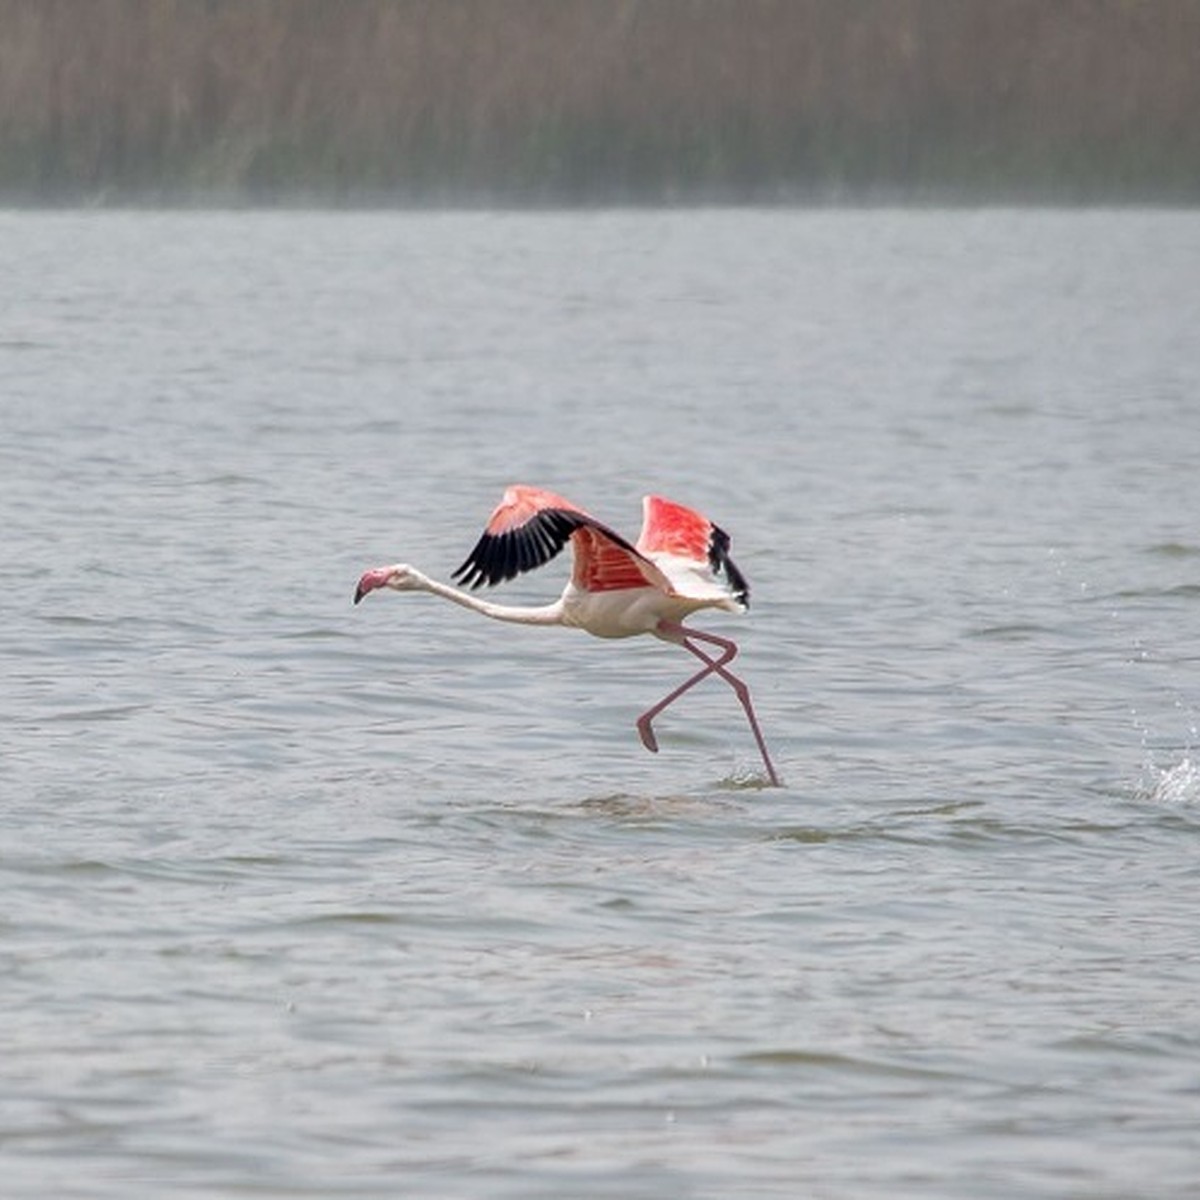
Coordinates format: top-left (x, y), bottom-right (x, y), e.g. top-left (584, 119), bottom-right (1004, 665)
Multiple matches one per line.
top-left (1146, 756), bottom-right (1200, 805)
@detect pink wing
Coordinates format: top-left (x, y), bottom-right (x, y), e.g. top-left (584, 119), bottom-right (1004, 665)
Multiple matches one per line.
top-left (569, 526), bottom-right (662, 593)
top-left (453, 485), bottom-right (666, 594)
top-left (478, 485), bottom-right (586, 535)
top-left (637, 495), bottom-right (714, 561)
top-left (637, 495), bottom-right (750, 607)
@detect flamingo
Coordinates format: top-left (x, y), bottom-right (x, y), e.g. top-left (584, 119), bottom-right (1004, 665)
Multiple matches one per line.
top-left (353, 485), bottom-right (781, 786)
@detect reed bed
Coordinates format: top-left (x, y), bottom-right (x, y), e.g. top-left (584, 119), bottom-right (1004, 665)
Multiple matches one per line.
top-left (2, 0), bottom-right (1197, 202)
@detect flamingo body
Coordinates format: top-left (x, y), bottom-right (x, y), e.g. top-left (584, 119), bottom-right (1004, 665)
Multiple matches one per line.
top-left (354, 485), bottom-right (780, 785)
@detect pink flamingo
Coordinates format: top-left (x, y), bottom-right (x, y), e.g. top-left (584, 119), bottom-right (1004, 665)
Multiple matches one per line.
top-left (354, 485), bottom-right (780, 786)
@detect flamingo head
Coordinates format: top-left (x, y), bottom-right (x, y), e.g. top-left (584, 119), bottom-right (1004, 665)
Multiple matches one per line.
top-left (353, 563), bottom-right (425, 604)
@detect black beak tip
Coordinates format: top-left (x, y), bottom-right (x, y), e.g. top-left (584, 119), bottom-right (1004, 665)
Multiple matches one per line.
top-left (353, 587), bottom-right (365, 605)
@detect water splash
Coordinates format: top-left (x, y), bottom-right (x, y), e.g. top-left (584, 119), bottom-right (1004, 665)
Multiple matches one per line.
top-left (1140, 757), bottom-right (1200, 805)
top-left (1132, 697), bottom-right (1199, 804)
top-left (717, 765), bottom-right (782, 791)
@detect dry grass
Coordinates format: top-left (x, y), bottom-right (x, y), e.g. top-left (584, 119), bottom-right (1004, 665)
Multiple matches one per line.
top-left (2, 0), bottom-right (1198, 201)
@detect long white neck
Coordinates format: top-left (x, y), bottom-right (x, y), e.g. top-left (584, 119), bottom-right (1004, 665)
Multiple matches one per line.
top-left (415, 572), bottom-right (565, 627)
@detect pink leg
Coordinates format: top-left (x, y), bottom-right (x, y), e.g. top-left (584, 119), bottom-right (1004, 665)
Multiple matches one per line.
top-left (636, 622), bottom-right (781, 787)
top-left (635, 636), bottom-right (728, 753)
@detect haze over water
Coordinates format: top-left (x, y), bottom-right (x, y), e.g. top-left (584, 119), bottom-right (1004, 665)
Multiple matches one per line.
top-left (3, 209), bottom-right (1199, 1197)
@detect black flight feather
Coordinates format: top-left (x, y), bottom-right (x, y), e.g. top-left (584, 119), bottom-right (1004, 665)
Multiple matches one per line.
top-left (452, 507), bottom-right (589, 590)
top-left (708, 524), bottom-right (750, 608)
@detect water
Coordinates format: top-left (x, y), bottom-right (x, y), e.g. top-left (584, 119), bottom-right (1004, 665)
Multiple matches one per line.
top-left (3, 208), bottom-right (1200, 1197)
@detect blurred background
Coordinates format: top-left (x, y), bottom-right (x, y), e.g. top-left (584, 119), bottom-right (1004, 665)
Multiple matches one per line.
top-left (3, 0), bottom-right (1199, 205)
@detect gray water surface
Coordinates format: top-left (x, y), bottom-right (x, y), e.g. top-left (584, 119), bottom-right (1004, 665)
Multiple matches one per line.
top-left (3, 209), bottom-right (1199, 1197)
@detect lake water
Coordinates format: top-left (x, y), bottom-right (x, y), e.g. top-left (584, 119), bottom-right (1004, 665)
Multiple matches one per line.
top-left (2, 208), bottom-right (1199, 1197)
